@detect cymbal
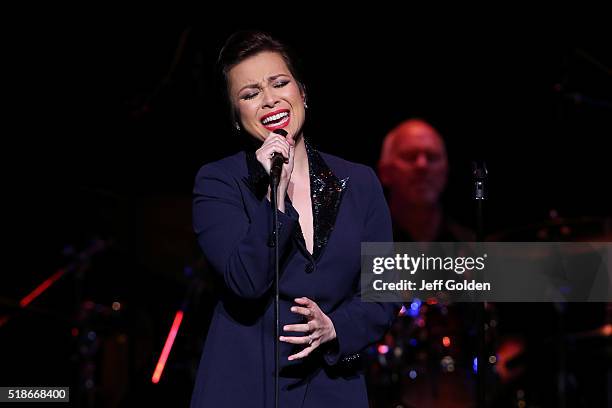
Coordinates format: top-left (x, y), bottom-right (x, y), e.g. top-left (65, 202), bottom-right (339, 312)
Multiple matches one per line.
top-left (487, 216), bottom-right (612, 242)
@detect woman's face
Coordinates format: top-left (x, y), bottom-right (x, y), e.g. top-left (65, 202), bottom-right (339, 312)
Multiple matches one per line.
top-left (228, 51), bottom-right (306, 143)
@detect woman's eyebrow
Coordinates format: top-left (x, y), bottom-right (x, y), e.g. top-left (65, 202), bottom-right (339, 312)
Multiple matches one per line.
top-left (238, 83), bottom-right (260, 93)
top-left (238, 74), bottom-right (290, 93)
top-left (268, 74), bottom-right (289, 81)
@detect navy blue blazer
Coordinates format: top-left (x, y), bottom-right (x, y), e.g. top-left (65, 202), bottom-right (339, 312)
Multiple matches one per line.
top-left (190, 142), bottom-right (400, 407)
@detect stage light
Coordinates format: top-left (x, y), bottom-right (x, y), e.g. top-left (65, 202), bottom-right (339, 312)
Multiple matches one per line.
top-left (152, 310), bottom-right (184, 384)
top-left (19, 269), bottom-right (66, 308)
top-left (377, 345), bottom-right (390, 354)
top-left (442, 336), bottom-right (451, 347)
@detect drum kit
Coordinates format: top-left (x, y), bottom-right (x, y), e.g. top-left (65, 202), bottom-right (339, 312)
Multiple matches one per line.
top-left (0, 192), bottom-right (208, 407)
top-left (486, 214), bottom-right (611, 407)
top-left (366, 214), bottom-right (611, 408)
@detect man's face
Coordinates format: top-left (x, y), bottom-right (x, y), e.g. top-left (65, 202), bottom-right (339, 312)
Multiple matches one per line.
top-left (383, 122), bottom-right (448, 206)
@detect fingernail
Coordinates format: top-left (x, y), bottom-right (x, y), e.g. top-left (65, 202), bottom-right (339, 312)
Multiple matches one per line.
top-left (291, 307), bottom-right (296, 312)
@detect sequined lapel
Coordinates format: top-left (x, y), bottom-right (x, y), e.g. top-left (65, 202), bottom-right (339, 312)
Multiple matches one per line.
top-left (244, 151), bottom-right (270, 200)
top-left (243, 144), bottom-right (349, 261)
top-left (306, 142), bottom-right (349, 260)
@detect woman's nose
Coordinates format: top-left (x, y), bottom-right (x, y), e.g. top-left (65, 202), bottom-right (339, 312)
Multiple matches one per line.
top-left (261, 87), bottom-right (279, 108)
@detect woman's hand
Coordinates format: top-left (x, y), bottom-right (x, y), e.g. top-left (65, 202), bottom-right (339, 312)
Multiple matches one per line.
top-left (256, 132), bottom-right (295, 211)
top-left (255, 132), bottom-right (295, 187)
top-left (280, 297), bottom-right (337, 361)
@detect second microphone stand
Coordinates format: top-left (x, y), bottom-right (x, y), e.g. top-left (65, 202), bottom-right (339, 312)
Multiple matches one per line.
top-left (473, 161), bottom-right (488, 408)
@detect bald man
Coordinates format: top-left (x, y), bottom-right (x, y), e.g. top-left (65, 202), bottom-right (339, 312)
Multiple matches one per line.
top-left (378, 119), bottom-right (473, 241)
top-left (374, 119), bottom-right (476, 407)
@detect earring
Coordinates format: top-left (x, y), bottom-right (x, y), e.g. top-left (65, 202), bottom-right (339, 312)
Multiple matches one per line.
top-left (234, 122), bottom-right (241, 131)
top-left (304, 101), bottom-right (308, 109)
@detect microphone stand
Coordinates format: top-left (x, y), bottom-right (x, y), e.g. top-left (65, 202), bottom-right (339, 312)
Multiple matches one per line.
top-left (269, 128), bottom-right (287, 408)
top-left (472, 161), bottom-right (487, 408)
top-left (270, 174), bottom-right (281, 408)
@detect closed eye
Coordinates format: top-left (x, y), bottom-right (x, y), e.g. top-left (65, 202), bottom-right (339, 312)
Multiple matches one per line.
top-left (239, 79), bottom-right (289, 100)
top-left (273, 80), bottom-right (290, 88)
top-left (241, 91), bottom-right (259, 100)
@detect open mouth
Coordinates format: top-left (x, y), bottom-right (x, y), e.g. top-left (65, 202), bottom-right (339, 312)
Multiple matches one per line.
top-left (260, 109), bottom-right (290, 131)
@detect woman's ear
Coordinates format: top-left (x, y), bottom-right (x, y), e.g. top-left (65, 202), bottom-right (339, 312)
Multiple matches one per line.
top-left (300, 83), bottom-right (307, 103)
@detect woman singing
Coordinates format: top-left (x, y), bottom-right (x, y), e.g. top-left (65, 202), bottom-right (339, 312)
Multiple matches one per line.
top-left (191, 30), bottom-right (400, 407)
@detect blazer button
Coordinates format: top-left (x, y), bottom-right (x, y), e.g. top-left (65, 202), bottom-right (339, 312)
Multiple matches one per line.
top-left (305, 263), bottom-right (314, 274)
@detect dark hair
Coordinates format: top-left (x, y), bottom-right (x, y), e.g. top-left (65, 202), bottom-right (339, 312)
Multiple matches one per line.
top-left (216, 31), bottom-right (306, 123)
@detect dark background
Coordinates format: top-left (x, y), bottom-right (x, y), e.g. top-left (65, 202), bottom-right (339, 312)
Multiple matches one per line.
top-left (3, 15), bottom-right (611, 407)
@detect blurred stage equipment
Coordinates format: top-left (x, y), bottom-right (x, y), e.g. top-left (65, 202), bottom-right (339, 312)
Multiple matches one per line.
top-left (486, 213), bottom-right (611, 407)
top-left (0, 239), bottom-right (110, 328)
top-left (151, 260), bottom-right (205, 385)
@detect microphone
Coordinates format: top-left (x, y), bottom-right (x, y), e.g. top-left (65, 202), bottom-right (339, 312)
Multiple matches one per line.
top-left (270, 129), bottom-right (288, 186)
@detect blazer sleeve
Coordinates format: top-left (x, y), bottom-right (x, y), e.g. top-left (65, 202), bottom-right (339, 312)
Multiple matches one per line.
top-left (324, 167), bottom-right (401, 365)
top-left (192, 162), bottom-right (299, 299)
